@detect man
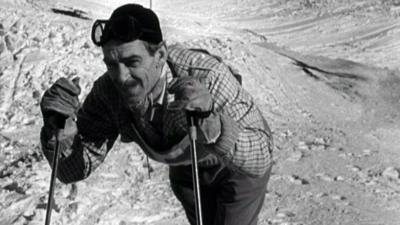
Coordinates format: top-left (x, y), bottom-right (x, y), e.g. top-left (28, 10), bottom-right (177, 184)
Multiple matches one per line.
top-left (40, 4), bottom-right (273, 225)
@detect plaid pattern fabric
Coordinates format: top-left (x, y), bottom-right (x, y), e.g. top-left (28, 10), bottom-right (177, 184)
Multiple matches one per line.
top-left (40, 44), bottom-right (273, 183)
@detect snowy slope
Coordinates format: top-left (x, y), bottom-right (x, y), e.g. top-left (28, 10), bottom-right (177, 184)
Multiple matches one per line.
top-left (1, 0), bottom-right (400, 224)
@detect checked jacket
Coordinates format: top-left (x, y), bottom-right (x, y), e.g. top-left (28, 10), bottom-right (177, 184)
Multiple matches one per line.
top-left (40, 44), bottom-right (273, 184)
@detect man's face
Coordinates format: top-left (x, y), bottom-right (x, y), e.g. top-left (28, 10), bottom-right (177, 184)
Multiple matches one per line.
top-left (102, 40), bottom-right (161, 112)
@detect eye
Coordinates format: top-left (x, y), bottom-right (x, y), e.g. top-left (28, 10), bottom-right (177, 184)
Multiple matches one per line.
top-left (125, 59), bottom-right (141, 68)
top-left (105, 62), bottom-right (117, 71)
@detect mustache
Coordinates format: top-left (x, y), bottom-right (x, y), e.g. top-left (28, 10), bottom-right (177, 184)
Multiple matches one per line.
top-left (121, 77), bottom-right (141, 89)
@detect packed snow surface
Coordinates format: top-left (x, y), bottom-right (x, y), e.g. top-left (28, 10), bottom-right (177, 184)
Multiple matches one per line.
top-left (1, 0), bottom-right (400, 224)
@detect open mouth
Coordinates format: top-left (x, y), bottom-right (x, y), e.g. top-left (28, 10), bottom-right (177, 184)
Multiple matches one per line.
top-left (117, 78), bottom-right (145, 107)
top-left (121, 77), bottom-right (142, 94)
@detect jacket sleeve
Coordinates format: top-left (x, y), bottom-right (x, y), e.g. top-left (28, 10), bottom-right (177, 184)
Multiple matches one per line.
top-left (40, 76), bottom-right (119, 184)
top-left (198, 63), bottom-right (273, 177)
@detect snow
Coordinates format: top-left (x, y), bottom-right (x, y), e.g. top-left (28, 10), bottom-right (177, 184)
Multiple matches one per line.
top-left (1, 0), bottom-right (400, 224)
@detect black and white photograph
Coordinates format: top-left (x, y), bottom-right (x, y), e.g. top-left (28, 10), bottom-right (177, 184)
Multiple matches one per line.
top-left (0, 0), bottom-right (399, 224)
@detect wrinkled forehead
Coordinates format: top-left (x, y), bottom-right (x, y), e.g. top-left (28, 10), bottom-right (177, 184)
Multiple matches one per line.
top-left (102, 39), bottom-right (149, 61)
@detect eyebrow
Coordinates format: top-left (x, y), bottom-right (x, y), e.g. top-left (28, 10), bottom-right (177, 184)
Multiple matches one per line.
top-left (103, 55), bottom-right (142, 64)
top-left (120, 55), bottom-right (142, 63)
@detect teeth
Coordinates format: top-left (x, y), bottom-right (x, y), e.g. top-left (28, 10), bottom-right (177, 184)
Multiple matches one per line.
top-left (167, 93), bottom-right (175, 104)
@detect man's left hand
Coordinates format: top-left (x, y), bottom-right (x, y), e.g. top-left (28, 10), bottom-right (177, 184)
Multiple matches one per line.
top-left (167, 76), bottom-right (213, 118)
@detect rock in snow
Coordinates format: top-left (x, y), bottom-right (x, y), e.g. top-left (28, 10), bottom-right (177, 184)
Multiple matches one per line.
top-left (382, 167), bottom-right (400, 180)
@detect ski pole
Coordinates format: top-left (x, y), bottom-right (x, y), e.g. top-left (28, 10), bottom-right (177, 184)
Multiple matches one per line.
top-left (186, 112), bottom-right (203, 225)
top-left (45, 115), bottom-right (66, 225)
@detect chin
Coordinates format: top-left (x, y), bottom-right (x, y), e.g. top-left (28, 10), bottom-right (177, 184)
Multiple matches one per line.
top-left (125, 98), bottom-right (149, 116)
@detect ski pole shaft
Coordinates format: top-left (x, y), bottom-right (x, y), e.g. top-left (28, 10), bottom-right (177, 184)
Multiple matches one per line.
top-left (44, 129), bottom-right (62, 225)
top-left (45, 116), bottom-right (66, 225)
top-left (187, 114), bottom-right (203, 225)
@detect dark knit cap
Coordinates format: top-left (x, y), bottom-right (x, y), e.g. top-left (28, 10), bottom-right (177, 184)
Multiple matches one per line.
top-left (105, 4), bottom-right (163, 44)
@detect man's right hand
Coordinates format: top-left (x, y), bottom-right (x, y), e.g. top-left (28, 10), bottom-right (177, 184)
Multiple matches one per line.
top-left (40, 77), bottom-right (81, 130)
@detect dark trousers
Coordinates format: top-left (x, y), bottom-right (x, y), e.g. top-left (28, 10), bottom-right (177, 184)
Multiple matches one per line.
top-left (169, 164), bottom-right (272, 225)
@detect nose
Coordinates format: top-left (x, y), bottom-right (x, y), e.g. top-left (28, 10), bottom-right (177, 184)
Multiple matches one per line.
top-left (110, 62), bottom-right (130, 86)
top-left (118, 62), bottom-right (131, 81)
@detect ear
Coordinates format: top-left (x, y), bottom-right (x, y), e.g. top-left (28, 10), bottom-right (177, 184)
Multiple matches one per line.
top-left (155, 41), bottom-right (168, 66)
